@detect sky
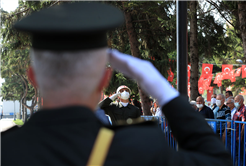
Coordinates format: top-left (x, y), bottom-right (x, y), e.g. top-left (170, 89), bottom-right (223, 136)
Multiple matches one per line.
top-left (1, 0), bottom-right (19, 13)
top-left (0, 0), bottom-right (19, 85)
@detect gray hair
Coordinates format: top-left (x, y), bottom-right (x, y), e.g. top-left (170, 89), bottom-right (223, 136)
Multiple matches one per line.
top-left (217, 94), bottom-right (225, 100)
top-left (30, 47), bottom-right (108, 99)
top-left (228, 98), bottom-right (234, 103)
top-left (237, 95), bottom-right (244, 102)
top-left (227, 96), bottom-right (234, 100)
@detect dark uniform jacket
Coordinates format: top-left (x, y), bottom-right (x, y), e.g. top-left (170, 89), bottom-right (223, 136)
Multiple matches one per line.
top-left (1, 96), bottom-right (232, 166)
top-left (98, 97), bottom-right (141, 125)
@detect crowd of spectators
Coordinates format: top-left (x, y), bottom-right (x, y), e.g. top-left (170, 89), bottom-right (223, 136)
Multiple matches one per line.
top-left (190, 91), bottom-right (246, 162)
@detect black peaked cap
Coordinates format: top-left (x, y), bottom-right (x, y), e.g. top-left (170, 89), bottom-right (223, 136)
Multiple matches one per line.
top-left (14, 2), bottom-right (125, 51)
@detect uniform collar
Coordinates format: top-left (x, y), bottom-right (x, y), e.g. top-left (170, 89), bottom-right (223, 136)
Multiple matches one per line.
top-left (120, 102), bottom-right (128, 107)
top-left (26, 106), bottom-right (101, 126)
top-left (118, 102), bottom-right (130, 108)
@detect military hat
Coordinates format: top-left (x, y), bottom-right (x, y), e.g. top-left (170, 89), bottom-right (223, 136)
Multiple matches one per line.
top-left (14, 2), bottom-right (124, 51)
top-left (116, 85), bottom-right (131, 94)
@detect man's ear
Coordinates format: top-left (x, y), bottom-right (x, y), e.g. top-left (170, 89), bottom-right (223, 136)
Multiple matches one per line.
top-left (97, 68), bottom-right (112, 92)
top-left (27, 66), bottom-right (38, 87)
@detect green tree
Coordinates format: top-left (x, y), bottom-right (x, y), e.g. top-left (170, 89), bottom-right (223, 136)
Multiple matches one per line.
top-left (187, 1), bottom-right (233, 100)
top-left (1, 1), bottom-right (63, 121)
top-left (206, 1), bottom-right (246, 58)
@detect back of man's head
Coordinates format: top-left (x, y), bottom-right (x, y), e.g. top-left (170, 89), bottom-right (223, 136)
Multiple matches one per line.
top-left (31, 48), bottom-right (108, 101)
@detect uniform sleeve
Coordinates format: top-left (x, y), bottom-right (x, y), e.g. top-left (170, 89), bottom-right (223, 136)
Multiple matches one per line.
top-left (98, 97), bottom-right (114, 114)
top-left (136, 107), bottom-right (141, 117)
top-left (161, 95), bottom-right (232, 166)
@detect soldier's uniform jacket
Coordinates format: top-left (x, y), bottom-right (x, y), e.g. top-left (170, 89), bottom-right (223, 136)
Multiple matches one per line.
top-left (1, 96), bottom-right (232, 166)
top-left (98, 97), bottom-right (141, 125)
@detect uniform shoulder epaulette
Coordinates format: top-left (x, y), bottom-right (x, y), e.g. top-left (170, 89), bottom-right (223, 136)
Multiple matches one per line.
top-left (107, 117), bottom-right (158, 130)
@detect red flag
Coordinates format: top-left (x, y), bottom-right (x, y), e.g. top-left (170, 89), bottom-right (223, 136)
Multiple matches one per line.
top-left (230, 76), bottom-right (236, 82)
top-left (167, 68), bottom-right (174, 82)
top-left (201, 64), bottom-right (213, 78)
top-left (217, 81), bottom-right (222, 87)
top-left (187, 64), bottom-right (191, 82)
top-left (207, 87), bottom-right (213, 102)
top-left (198, 86), bottom-right (204, 94)
top-left (203, 81), bottom-right (209, 91)
top-left (222, 64), bottom-right (233, 80)
top-left (230, 70), bottom-right (236, 82)
top-left (203, 75), bottom-right (212, 91)
top-left (188, 82), bottom-right (190, 97)
top-left (242, 65), bottom-right (246, 78)
top-left (198, 76), bottom-right (204, 87)
top-left (235, 67), bottom-right (242, 77)
top-left (213, 73), bottom-right (219, 84)
top-left (207, 74), bottom-right (213, 83)
top-left (213, 73), bottom-right (223, 84)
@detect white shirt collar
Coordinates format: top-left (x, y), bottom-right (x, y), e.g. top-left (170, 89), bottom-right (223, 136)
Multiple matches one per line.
top-left (120, 102), bottom-right (128, 107)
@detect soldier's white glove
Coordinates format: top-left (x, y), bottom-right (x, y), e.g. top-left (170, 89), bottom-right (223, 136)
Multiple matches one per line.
top-left (108, 49), bottom-right (179, 108)
top-left (109, 93), bottom-right (121, 101)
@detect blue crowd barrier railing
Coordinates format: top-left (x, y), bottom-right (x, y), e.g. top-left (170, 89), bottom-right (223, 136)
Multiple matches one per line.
top-left (141, 116), bottom-right (246, 166)
top-left (141, 116), bottom-right (177, 150)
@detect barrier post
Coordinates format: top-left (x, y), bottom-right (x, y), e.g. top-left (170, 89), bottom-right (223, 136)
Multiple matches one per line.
top-left (231, 121), bottom-right (233, 156)
top-left (225, 122), bottom-right (228, 150)
top-left (244, 125), bottom-right (245, 166)
top-left (220, 121), bottom-right (222, 138)
top-left (233, 122), bottom-right (236, 166)
top-left (239, 124), bottom-right (241, 166)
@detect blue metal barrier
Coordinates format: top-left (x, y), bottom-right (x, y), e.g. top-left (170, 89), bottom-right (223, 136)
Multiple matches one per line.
top-left (141, 116), bottom-right (246, 166)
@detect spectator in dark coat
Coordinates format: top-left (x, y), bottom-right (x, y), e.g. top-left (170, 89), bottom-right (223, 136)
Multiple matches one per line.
top-left (196, 96), bottom-right (214, 119)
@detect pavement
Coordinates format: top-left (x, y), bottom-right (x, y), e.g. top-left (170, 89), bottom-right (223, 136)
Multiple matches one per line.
top-left (0, 119), bottom-right (17, 132)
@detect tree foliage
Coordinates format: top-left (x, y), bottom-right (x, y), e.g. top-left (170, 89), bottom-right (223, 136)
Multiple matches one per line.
top-left (2, 0), bottom-right (246, 103)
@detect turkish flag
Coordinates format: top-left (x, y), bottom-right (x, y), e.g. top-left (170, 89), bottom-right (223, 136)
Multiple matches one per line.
top-left (203, 81), bottom-right (209, 91)
top-left (167, 68), bottom-right (174, 82)
top-left (242, 65), bottom-right (246, 78)
top-left (202, 64), bottom-right (213, 78)
top-left (198, 76), bottom-right (204, 87)
top-left (188, 82), bottom-right (190, 97)
top-left (230, 70), bottom-right (236, 82)
top-left (222, 64), bottom-right (233, 80)
top-left (235, 67), bottom-right (242, 77)
top-left (214, 73), bottom-right (223, 84)
top-left (198, 86), bottom-right (204, 94)
top-left (203, 75), bottom-right (212, 91)
top-left (207, 87), bottom-right (213, 102)
top-left (188, 64), bottom-right (191, 83)
top-left (207, 74), bottom-right (213, 83)
top-left (217, 80), bottom-right (222, 87)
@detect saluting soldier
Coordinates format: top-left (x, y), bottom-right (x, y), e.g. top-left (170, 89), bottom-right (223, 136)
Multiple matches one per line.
top-left (99, 85), bottom-right (141, 125)
top-left (2, 2), bottom-right (232, 166)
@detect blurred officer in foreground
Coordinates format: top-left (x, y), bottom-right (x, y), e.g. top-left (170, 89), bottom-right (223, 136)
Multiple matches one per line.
top-left (99, 85), bottom-right (140, 125)
top-left (1, 2), bottom-right (232, 166)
